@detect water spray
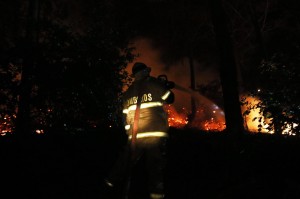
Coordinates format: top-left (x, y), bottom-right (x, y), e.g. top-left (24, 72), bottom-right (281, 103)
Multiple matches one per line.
top-left (157, 74), bottom-right (225, 130)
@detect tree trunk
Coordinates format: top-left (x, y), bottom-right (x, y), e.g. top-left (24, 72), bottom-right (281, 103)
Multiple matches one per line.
top-left (188, 55), bottom-right (197, 122)
top-left (15, 0), bottom-right (39, 136)
top-left (209, 0), bottom-right (244, 136)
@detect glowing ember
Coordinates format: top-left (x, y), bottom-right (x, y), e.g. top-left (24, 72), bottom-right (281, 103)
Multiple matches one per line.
top-left (35, 129), bottom-right (45, 134)
top-left (188, 107), bottom-right (226, 131)
top-left (165, 104), bottom-right (226, 131)
top-left (0, 95), bottom-right (297, 135)
top-left (241, 95), bottom-right (299, 135)
top-left (241, 96), bottom-right (273, 133)
top-left (0, 114), bottom-right (14, 136)
top-left (165, 104), bottom-right (189, 128)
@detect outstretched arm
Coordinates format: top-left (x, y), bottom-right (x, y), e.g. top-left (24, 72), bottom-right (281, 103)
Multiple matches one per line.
top-left (164, 90), bottom-right (174, 104)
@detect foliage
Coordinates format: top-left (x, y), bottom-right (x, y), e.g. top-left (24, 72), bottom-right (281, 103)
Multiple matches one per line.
top-left (242, 52), bottom-right (300, 135)
top-left (224, 0), bottom-right (300, 135)
top-left (0, 0), bottom-right (135, 134)
top-left (0, 63), bottom-right (21, 134)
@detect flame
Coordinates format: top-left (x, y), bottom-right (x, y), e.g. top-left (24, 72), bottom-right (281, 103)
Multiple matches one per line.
top-left (165, 104), bottom-right (189, 128)
top-left (241, 95), bottom-right (299, 135)
top-left (0, 114), bottom-right (14, 136)
top-left (241, 96), bottom-right (273, 133)
top-left (1, 95), bottom-right (297, 135)
top-left (188, 106), bottom-right (226, 131)
top-left (165, 104), bottom-right (226, 131)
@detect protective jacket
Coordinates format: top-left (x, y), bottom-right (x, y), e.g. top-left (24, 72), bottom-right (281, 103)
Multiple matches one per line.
top-left (122, 76), bottom-right (174, 139)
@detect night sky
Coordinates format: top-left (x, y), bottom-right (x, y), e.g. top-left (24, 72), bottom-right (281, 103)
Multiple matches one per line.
top-left (116, 0), bottom-right (220, 111)
top-left (56, 0), bottom-right (223, 111)
top-left (1, 0), bottom-right (299, 130)
top-left (118, 0), bottom-right (300, 112)
top-left (1, 1), bottom-right (300, 199)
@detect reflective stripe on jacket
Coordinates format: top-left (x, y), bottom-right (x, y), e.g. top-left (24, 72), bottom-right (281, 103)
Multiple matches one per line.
top-left (122, 76), bottom-right (172, 137)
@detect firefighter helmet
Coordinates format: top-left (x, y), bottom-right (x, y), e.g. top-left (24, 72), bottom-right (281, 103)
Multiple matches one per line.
top-left (132, 62), bottom-right (151, 76)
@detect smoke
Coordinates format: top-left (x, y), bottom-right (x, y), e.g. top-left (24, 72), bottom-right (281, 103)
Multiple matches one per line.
top-left (127, 37), bottom-right (221, 112)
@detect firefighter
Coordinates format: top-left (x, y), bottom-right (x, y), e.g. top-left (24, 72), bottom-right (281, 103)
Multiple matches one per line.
top-left (103, 62), bottom-right (175, 199)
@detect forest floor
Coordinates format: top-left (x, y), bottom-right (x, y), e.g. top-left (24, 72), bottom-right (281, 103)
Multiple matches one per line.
top-left (1, 127), bottom-right (300, 199)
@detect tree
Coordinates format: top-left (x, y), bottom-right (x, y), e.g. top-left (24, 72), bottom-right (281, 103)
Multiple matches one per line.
top-left (225, 0), bottom-right (300, 135)
top-left (209, 0), bottom-right (245, 135)
top-left (0, 0), bottom-right (135, 135)
top-left (15, 0), bottom-right (39, 136)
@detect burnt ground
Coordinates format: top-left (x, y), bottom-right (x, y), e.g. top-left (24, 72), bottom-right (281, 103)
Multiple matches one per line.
top-left (1, 127), bottom-right (300, 199)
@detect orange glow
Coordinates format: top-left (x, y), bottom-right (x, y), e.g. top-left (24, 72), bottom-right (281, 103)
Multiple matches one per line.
top-left (241, 95), bottom-right (298, 135)
top-left (0, 114), bottom-right (14, 136)
top-left (241, 95), bottom-right (273, 133)
top-left (165, 104), bottom-right (226, 131)
top-left (1, 96), bottom-right (296, 135)
top-left (165, 105), bottom-right (189, 128)
top-left (188, 106), bottom-right (226, 131)
top-left (35, 129), bottom-right (44, 134)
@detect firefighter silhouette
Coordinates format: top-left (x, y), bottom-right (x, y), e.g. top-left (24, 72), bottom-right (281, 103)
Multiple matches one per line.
top-left (104, 62), bottom-right (175, 199)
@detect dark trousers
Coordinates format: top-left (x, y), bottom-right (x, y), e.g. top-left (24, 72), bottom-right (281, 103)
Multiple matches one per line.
top-left (106, 136), bottom-right (168, 195)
